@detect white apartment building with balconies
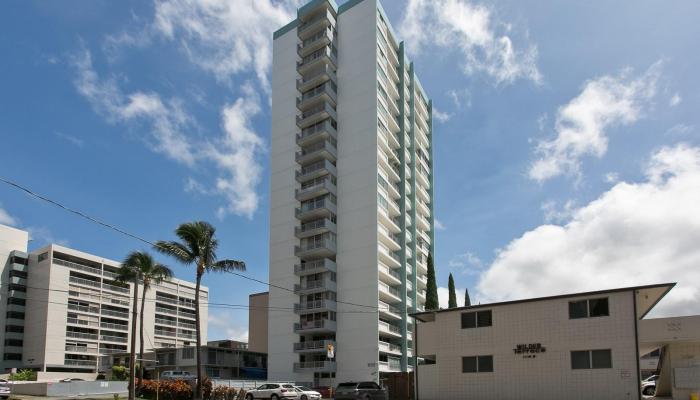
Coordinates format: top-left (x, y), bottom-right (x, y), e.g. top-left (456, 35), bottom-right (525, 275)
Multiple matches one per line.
top-left (269, 0), bottom-right (435, 386)
top-left (0, 224), bottom-right (208, 373)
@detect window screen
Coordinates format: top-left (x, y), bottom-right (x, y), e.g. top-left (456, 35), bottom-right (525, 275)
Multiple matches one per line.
top-left (462, 356), bottom-right (477, 373)
top-left (461, 312), bottom-right (476, 329)
top-left (477, 311), bottom-right (492, 327)
top-left (591, 349), bottom-right (612, 368)
top-left (477, 356), bottom-right (493, 372)
top-left (569, 301), bottom-right (588, 319)
top-left (571, 351), bottom-right (591, 369)
top-left (589, 298), bottom-right (609, 317)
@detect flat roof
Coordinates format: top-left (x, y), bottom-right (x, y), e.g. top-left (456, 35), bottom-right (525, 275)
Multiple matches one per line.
top-left (411, 283), bottom-right (676, 322)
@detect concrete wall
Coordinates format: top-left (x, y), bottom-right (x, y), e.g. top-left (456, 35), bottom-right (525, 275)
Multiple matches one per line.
top-left (335, 0), bottom-right (382, 383)
top-left (268, 23), bottom-right (303, 382)
top-left (248, 292), bottom-right (269, 354)
top-left (417, 290), bottom-right (639, 400)
top-left (11, 381), bottom-right (127, 396)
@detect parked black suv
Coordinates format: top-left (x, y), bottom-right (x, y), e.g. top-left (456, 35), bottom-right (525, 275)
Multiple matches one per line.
top-left (334, 382), bottom-right (387, 400)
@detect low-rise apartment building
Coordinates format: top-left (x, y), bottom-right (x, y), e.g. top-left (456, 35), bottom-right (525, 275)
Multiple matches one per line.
top-left (412, 283), bottom-right (677, 400)
top-left (0, 224), bottom-right (208, 373)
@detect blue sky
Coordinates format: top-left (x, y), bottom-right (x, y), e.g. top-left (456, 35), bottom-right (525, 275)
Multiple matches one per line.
top-left (2, 0), bottom-right (700, 340)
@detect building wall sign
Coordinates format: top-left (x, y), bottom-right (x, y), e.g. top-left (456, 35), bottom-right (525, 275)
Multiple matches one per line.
top-left (513, 343), bottom-right (546, 358)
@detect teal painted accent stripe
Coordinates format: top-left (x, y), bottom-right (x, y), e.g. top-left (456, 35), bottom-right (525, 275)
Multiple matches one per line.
top-left (273, 19), bottom-right (299, 40)
top-left (397, 41), bottom-right (409, 373)
top-left (408, 62), bottom-right (419, 370)
top-left (427, 100), bottom-right (435, 270)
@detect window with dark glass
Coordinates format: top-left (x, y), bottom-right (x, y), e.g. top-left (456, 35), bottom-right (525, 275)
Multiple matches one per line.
top-left (571, 351), bottom-right (591, 369)
top-left (462, 355), bottom-right (493, 373)
top-left (572, 349), bottom-right (612, 369)
top-left (569, 300), bottom-right (588, 319)
top-left (591, 349), bottom-right (612, 368)
top-left (461, 312), bottom-right (476, 329)
top-left (589, 298), bottom-right (609, 317)
top-left (461, 310), bottom-right (492, 329)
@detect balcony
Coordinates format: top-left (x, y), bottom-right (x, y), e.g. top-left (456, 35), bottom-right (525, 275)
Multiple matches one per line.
top-left (69, 276), bottom-right (101, 289)
top-left (297, 26), bottom-right (333, 58)
top-left (101, 322), bottom-right (128, 331)
top-left (417, 214), bottom-right (430, 232)
top-left (100, 334), bottom-right (128, 343)
top-left (297, 82), bottom-right (337, 112)
top-left (378, 262), bottom-right (401, 286)
top-left (378, 224), bottom-right (400, 251)
top-left (296, 102), bottom-right (337, 129)
top-left (293, 319), bottom-right (337, 334)
top-left (103, 282), bottom-right (129, 294)
top-left (297, 65), bottom-right (337, 93)
top-left (66, 331), bottom-right (98, 341)
top-left (295, 198), bottom-right (337, 222)
top-left (295, 159), bottom-right (337, 183)
top-left (294, 277), bottom-right (337, 295)
top-left (155, 318), bottom-right (176, 327)
top-left (378, 320), bottom-right (402, 338)
top-left (8, 289), bottom-right (26, 299)
top-left (155, 306), bottom-right (178, 316)
top-left (379, 357), bottom-right (402, 372)
top-left (293, 360), bottom-right (336, 373)
top-left (65, 345), bottom-right (98, 354)
top-left (378, 300), bottom-right (402, 321)
top-left (293, 339), bottom-right (335, 353)
top-left (297, 8), bottom-right (335, 40)
top-left (295, 138), bottom-right (337, 166)
top-left (417, 184), bottom-right (430, 203)
top-left (378, 281), bottom-right (401, 304)
top-left (294, 299), bottom-right (337, 314)
top-left (67, 318), bottom-right (99, 328)
top-left (296, 177), bottom-right (337, 202)
top-left (297, 120), bottom-right (337, 147)
top-left (54, 258), bottom-right (102, 276)
top-left (295, 258), bottom-right (337, 276)
top-left (378, 243), bottom-right (401, 269)
top-left (69, 303), bottom-right (100, 314)
top-left (379, 340), bottom-right (402, 356)
top-left (64, 359), bottom-right (97, 367)
top-left (297, 46), bottom-right (337, 75)
top-left (417, 274), bottom-right (427, 289)
top-left (102, 309), bottom-right (129, 319)
top-left (295, 218), bottom-right (337, 239)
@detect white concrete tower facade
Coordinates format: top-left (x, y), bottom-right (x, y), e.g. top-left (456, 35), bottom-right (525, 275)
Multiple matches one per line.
top-left (268, 0), bottom-right (435, 386)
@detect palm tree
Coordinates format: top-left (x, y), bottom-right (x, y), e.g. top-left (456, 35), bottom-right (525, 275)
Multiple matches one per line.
top-left (155, 221), bottom-right (245, 400)
top-left (115, 251), bottom-right (144, 400)
top-left (132, 253), bottom-right (172, 393)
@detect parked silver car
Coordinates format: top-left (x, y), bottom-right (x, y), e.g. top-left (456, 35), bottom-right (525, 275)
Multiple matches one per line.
top-left (334, 382), bottom-right (387, 400)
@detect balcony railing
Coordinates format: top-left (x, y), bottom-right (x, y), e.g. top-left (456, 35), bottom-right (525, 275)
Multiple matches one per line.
top-left (102, 309), bottom-right (129, 319)
top-left (294, 258), bottom-right (337, 275)
top-left (65, 345), bottom-right (97, 353)
top-left (155, 307), bottom-right (177, 316)
top-left (100, 335), bottom-right (128, 343)
top-left (103, 283), bottom-right (129, 294)
top-left (378, 320), bottom-right (401, 335)
top-left (156, 296), bottom-right (178, 305)
top-left (294, 299), bottom-right (336, 313)
top-left (68, 304), bottom-right (100, 314)
top-left (155, 318), bottom-right (176, 326)
top-left (67, 318), bottom-right (99, 327)
top-left (64, 359), bottom-right (96, 366)
top-left (101, 322), bottom-right (128, 331)
top-left (293, 319), bottom-right (336, 332)
top-left (294, 339), bottom-right (335, 351)
top-left (55, 258), bottom-right (102, 275)
top-left (66, 331), bottom-right (98, 340)
top-left (293, 360), bottom-right (336, 372)
top-left (69, 276), bottom-right (101, 288)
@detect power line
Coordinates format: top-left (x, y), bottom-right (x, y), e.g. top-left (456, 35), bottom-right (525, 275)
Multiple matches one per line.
top-left (0, 176), bottom-right (380, 311)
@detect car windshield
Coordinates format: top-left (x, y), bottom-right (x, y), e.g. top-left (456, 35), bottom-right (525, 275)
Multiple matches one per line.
top-left (338, 383), bottom-right (358, 388)
top-left (297, 386), bottom-right (313, 391)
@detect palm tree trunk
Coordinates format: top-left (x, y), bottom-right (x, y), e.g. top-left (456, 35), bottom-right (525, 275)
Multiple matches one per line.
top-left (194, 269), bottom-right (203, 400)
top-left (138, 283), bottom-right (147, 394)
top-left (129, 279), bottom-right (139, 400)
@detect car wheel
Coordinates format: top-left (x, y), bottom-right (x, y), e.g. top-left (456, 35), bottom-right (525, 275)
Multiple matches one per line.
top-left (301, 396), bottom-right (307, 400)
top-left (271, 395), bottom-right (280, 400)
top-left (642, 386), bottom-right (656, 396)
top-left (246, 394), bottom-right (254, 400)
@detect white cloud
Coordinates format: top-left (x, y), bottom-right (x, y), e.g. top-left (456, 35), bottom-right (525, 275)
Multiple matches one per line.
top-left (55, 132), bottom-right (85, 148)
top-left (665, 123), bottom-right (693, 137)
top-left (73, 48), bottom-right (196, 165)
top-left (669, 93), bottom-right (682, 107)
top-left (432, 108), bottom-right (452, 123)
top-left (27, 226), bottom-right (68, 247)
top-left (448, 252), bottom-right (483, 274)
top-left (434, 219), bottom-right (446, 231)
top-left (400, 0), bottom-right (541, 85)
top-left (529, 62), bottom-right (662, 182)
top-left (438, 286), bottom-right (468, 309)
top-left (447, 88), bottom-right (471, 109)
top-left (541, 199), bottom-right (576, 224)
top-left (479, 144), bottom-right (700, 317)
top-left (73, 48), bottom-right (265, 218)
top-left (0, 205), bottom-right (18, 226)
top-left (152, 0), bottom-right (297, 90)
top-left (604, 172), bottom-right (620, 184)
top-left (208, 310), bottom-right (249, 341)
top-left (204, 84), bottom-right (266, 219)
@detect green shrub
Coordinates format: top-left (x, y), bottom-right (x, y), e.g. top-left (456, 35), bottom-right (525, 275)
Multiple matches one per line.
top-left (111, 365), bottom-right (128, 381)
top-left (9, 369), bottom-right (37, 381)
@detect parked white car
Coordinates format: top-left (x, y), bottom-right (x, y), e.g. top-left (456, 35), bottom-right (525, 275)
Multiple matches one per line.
top-left (160, 370), bottom-right (194, 380)
top-left (0, 382), bottom-right (10, 399)
top-left (245, 383), bottom-right (298, 400)
top-left (293, 386), bottom-right (321, 400)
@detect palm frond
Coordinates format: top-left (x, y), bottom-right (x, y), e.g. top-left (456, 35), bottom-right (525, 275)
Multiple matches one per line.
top-left (154, 240), bottom-right (194, 264)
top-left (209, 259), bottom-right (246, 273)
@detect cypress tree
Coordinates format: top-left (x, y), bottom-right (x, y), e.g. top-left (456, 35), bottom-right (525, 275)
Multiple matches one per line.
top-left (425, 253), bottom-right (439, 310)
top-left (448, 273), bottom-right (457, 308)
top-left (464, 288), bottom-right (471, 307)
